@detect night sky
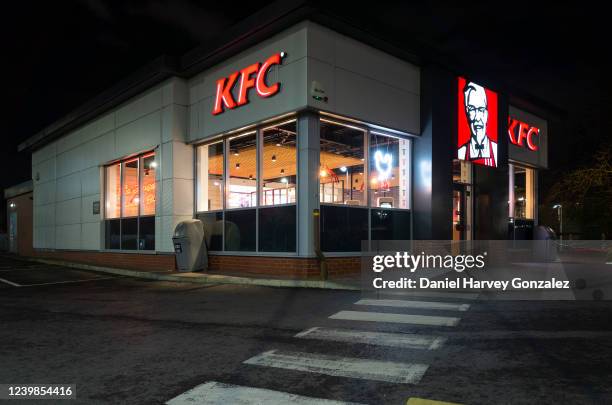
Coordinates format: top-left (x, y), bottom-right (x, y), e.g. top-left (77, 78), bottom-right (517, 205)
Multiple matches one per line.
top-left (4, 1), bottom-right (611, 192)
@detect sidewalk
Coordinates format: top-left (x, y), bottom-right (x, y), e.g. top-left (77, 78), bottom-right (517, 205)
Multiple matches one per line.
top-left (26, 256), bottom-right (361, 291)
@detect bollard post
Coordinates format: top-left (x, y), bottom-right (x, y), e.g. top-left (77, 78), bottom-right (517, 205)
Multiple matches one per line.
top-left (313, 209), bottom-right (327, 280)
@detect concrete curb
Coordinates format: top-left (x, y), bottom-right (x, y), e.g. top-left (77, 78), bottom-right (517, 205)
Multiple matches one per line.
top-left (26, 257), bottom-right (360, 291)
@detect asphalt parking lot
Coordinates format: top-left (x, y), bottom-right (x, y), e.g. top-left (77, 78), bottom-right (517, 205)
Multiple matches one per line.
top-left (2, 254), bottom-right (612, 405)
top-left (0, 259), bottom-right (120, 289)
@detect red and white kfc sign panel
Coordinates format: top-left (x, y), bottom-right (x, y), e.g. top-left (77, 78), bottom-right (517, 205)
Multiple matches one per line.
top-left (508, 117), bottom-right (539, 151)
top-left (212, 52), bottom-right (285, 115)
top-left (457, 77), bottom-right (499, 167)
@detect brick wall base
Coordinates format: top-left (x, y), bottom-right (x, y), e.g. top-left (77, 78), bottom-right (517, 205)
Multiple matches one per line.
top-left (209, 255), bottom-right (360, 278)
top-left (32, 250), bottom-right (176, 272)
top-left (31, 250), bottom-right (360, 278)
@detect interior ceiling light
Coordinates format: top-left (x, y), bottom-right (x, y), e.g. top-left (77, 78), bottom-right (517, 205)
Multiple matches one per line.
top-left (271, 155), bottom-right (277, 162)
top-left (235, 163), bottom-right (240, 169)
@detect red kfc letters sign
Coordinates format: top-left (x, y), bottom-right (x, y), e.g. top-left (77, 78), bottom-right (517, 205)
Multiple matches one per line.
top-left (212, 52), bottom-right (285, 115)
top-left (508, 117), bottom-right (539, 151)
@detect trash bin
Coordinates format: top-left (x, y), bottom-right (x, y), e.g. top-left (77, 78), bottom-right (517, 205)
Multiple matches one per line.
top-left (534, 225), bottom-right (558, 262)
top-left (172, 219), bottom-right (207, 272)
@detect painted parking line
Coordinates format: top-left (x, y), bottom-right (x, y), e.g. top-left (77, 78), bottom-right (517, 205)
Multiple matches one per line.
top-left (295, 326), bottom-right (446, 350)
top-left (0, 277), bottom-right (21, 287)
top-left (380, 291), bottom-right (479, 300)
top-left (244, 349), bottom-right (429, 384)
top-left (407, 397), bottom-right (462, 405)
top-left (18, 276), bottom-right (119, 287)
top-left (0, 265), bottom-right (49, 272)
top-left (330, 310), bottom-right (460, 327)
top-left (166, 381), bottom-right (364, 405)
top-left (356, 299), bottom-right (470, 312)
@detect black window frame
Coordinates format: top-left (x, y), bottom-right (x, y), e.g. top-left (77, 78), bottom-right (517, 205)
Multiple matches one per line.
top-left (103, 151), bottom-right (157, 251)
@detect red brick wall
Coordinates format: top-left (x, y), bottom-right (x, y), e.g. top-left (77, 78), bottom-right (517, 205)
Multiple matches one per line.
top-left (31, 250), bottom-right (360, 278)
top-left (32, 250), bottom-right (176, 272)
top-left (209, 255), bottom-right (360, 278)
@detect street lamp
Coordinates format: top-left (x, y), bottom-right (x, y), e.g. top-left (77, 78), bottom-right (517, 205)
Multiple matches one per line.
top-left (553, 204), bottom-right (563, 245)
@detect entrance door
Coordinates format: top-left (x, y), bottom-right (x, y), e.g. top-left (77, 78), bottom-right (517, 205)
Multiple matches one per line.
top-left (8, 211), bottom-right (17, 253)
top-left (452, 184), bottom-right (472, 241)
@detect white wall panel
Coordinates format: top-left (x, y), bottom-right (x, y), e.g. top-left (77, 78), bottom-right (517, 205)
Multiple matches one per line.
top-left (57, 147), bottom-right (84, 178)
top-left (55, 224), bottom-right (81, 249)
top-left (334, 33), bottom-right (419, 95)
top-left (34, 226), bottom-right (56, 249)
top-left (56, 173), bottom-right (81, 201)
top-left (56, 129), bottom-right (83, 155)
top-left (55, 198), bottom-right (81, 225)
top-left (162, 78), bottom-right (188, 107)
top-left (32, 142), bottom-right (56, 166)
top-left (81, 222), bottom-right (101, 250)
top-left (172, 141), bottom-right (193, 180)
top-left (161, 142), bottom-right (173, 180)
top-left (162, 104), bottom-right (188, 143)
top-left (82, 131), bottom-right (116, 168)
top-left (33, 181), bottom-right (56, 206)
top-left (115, 111), bottom-right (161, 158)
top-left (115, 87), bottom-right (163, 128)
top-left (160, 179), bottom-right (173, 216)
top-left (34, 158), bottom-right (56, 184)
top-left (334, 68), bottom-right (420, 134)
top-left (81, 166), bottom-right (101, 197)
top-left (80, 113), bottom-right (115, 144)
top-left (173, 178), bottom-right (194, 216)
top-left (81, 194), bottom-right (101, 223)
top-left (34, 203), bottom-right (56, 228)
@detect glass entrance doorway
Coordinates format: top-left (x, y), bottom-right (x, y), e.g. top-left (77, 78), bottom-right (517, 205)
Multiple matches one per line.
top-left (452, 160), bottom-right (472, 241)
top-left (453, 185), bottom-right (471, 240)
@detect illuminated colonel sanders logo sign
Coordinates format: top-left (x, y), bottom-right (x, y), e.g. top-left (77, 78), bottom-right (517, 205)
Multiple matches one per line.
top-left (457, 77), bottom-right (498, 167)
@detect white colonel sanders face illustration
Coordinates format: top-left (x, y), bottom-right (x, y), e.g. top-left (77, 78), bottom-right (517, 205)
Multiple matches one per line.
top-left (464, 83), bottom-right (488, 142)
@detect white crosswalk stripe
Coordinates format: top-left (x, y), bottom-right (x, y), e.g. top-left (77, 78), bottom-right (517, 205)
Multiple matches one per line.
top-left (355, 298), bottom-right (470, 312)
top-left (244, 349), bottom-right (429, 384)
top-left (166, 381), bottom-right (365, 405)
top-left (295, 326), bottom-right (446, 350)
top-left (330, 310), bottom-right (460, 326)
top-left (377, 291), bottom-right (479, 300)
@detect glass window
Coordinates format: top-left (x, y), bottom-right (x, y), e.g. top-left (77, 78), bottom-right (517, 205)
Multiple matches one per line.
top-left (452, 159), bottom-right (472, 184)
top-left (138, 216), bottom-right (155, 250)
top-left (259, 205), bottom-right (296, 252)
top-left (121, 217), bottom-right (138, 250)
top-left (512, 165), bottom-right (535, 219)
top-left (105, 163), bottom-right (121, 219)
top-left (369, 132), bottom-right (410, 209)
top-left (319, 120), bottom-right (366, 206)
top-left (228, 132), bottom-right (257, 209)
top-left (225, 209), bottom-right (256, 251)
top-left (196, 142), bottom-right (224, 212)
top-left (105, 219), bottom-right (120, 249)
top-left (104, 151), bottom-right (156, 251)
top-left (197, 212), bottom-right (223, 251)
top-left (261, 121), bottom-right (297, 206)
top-left (320, 205), bottom-right (368, 252)
top-left (371, 209), bottom-right (411, 240)
top-left (122, 158), bottom-right (139, 217)
top-left (141, 153), bottom-right (156, 216)
top-left (195, 119), bottom-right (299, 253)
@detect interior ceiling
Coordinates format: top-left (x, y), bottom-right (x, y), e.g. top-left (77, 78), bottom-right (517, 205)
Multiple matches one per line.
top-left (207, 145), bottom-right (363, 180)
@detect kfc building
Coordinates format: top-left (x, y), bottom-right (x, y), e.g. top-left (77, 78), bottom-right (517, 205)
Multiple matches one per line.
top-left (18, 7), bottom-right (550, 276)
